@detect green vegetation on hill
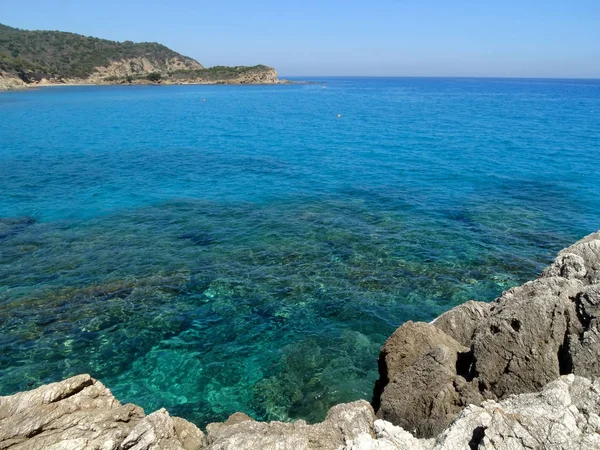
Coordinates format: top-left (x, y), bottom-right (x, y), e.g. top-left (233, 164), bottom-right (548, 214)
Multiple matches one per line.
top-left (170, 65), bottom-right (273, 81)
top-left (0, 23), bottom-right (201, 78)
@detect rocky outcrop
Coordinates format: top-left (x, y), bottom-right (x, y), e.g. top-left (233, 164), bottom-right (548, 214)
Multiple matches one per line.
top-left (0, 376), bottom-right (376, 450)
top-left (205, 401), bottom-right (375, 450)
top-left (372, 322), bottom-right (482, 437)
top-left (0, 64), bottom-right (282, 89)
top-left (374, 230), bottom-right (600, 437)
top-left (0, 72), bottom-right (26, 91)
top-left (0, 374), bottom-right (205, 450)
top-left (355, 374), bottom-right (600, 450)
top-left (90, 57), bottom-right (202, 81)
top-left (432, 300), bottom-right (491, 347)
top-left (4, 373), bottom-right (600, 449)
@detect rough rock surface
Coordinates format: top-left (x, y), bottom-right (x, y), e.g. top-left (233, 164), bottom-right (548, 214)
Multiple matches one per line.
top-left (375, 230), bottom-right (600, 437)
top-left (1, 64), bottom-right (281, 90)
top-left (206, 400), bottom-right (375, 450)
top-left (432, 300), bottom-right (491, 347)
top-left (0, 374), bottom-right (205, 450)
top-left (0, 72), bottom-right (26, 90)
top-left (355, 375), bottom-right (600, 450)
top-left (4, 374), bottom-right (600, 449)
top-left (90, 57), bottom-right (203, 81)
top-left (372, 322), bottom-right (483, 437)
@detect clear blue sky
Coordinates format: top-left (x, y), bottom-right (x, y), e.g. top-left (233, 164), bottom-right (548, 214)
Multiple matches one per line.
top-left (2, 0), bottom-right (600, 77)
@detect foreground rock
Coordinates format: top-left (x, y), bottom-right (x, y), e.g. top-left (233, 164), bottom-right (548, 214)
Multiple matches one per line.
top-left (0, 375), bottom-right (376, 450)
top-left (356, 374), bottom-right (600, 450)
top-left (3, 373), bottom-right (600, 449)
top-left (205, 401), bottom-right (375, 450)
top-left (0, 374), bottom-right (205, 450)
top-left (374, 231), bottom-right (600, 437)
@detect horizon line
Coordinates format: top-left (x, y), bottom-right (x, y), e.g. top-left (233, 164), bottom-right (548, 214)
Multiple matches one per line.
top-left (279, 75), bottom-right (600, 81)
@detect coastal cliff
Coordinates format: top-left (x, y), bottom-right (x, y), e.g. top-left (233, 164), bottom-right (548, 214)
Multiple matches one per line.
top-left (2, 230), bottom-right (600, 449)
top-left (0, 23), bottom-right (280, 90)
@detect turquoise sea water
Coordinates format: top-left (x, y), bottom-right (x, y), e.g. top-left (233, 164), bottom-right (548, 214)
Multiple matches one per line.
top-left (1, 77), bottom-right (599, 425)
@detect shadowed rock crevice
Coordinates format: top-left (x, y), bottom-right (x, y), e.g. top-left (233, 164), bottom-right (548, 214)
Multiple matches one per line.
top-left (468, 426), bottom-right (486, 450)
top-left (455, 351), bottom-right (476, 382)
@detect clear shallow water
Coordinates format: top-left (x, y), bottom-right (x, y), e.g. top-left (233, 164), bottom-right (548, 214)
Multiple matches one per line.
top-left (0, 78), bottom-right (599, 425)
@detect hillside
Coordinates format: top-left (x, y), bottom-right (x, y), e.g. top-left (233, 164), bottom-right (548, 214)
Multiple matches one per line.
top-left (0, 23), bottom-right (202, 78)
top-left (0, 23), bottom-right (280, 89)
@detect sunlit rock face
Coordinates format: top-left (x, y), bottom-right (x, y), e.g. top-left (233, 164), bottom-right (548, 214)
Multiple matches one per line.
top-left (374, 231), bottom-right (600, 438)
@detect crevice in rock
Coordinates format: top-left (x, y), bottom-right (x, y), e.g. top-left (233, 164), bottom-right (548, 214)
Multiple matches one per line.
top-left (25, 427), bottom-right (44, 438)
top-left (468, 426), bottom-right (486, 450)
top-left (371, 353), bottom-right (388, 412)
top-left (558, 328), bottom-right (573, 375)
top-left (574, 292), bottom-right (592, 343)
top-left (456, 350), bottom-right (476, 382)
top-left (510, 319), bottom-right (521, 332)
top-left (50, 377), bottom-right (94, 403)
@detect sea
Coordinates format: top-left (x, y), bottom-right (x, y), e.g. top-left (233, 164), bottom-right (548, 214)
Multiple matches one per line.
top-left (0, 77), bottom-right (599, 426)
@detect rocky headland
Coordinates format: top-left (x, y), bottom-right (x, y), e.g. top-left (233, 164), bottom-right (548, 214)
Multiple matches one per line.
top-left (2, 230), bottom-right (600, 449)
top-left (0, 24), bottom-right (282, 91)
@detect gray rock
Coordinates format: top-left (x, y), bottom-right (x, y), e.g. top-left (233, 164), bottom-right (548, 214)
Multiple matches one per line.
top-left (568, 284), bottom-right (600, 378)
top-left (206, 400), bottom-right (375, 450)
top-left (0, 374), bottom-right (205, 450)
top-left (356, 375), bottom-right (600, 450)
top-left (543, 231), bottom-right (600, 284)
top-left (434, 374), bottom-right (600, 450)
top-left (374, 321), bottom-right (468, 388)
top-left (432, 300), bottom-right (491, 347)
top-left (375, 231), bottom-right (600, 438)
top-left (374, 322), bottom-right (483, 438)
top-left (472, 276), bottom-right (582, 398)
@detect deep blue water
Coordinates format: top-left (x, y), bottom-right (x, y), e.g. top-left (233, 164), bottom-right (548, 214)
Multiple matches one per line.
top-left (0, 77), bottom-right (599, 425)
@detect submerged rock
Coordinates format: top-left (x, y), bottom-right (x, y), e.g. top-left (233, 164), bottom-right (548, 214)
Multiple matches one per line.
top-left (3, 231), bottom-right (600, 448)
top-left (374, 230), bottom-right (600, 437)
top-left (0, 216), bottom-right (35, 241)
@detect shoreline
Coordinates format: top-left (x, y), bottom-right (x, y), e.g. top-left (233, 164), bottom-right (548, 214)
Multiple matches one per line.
top-left (1, 79), bottom-right (299, 92)
top-left (2, 230), bottom-right (600, 449)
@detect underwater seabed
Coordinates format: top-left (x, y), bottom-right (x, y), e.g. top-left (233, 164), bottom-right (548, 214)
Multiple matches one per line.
top-left (0, 193), bottom-right (583, 426)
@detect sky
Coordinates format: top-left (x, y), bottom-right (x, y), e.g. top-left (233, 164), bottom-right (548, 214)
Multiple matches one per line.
top-left (2, 0), bottom-right (600, 77)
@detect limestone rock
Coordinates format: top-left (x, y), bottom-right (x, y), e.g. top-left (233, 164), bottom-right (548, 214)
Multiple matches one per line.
top-left (472, 276), bottom-right (582, 398)
top-left (347, 420), bottom-right (435, 450)
top-left (374, 321), bottom-right (467, 387)
top-left (357, 375), bottom-right (600, 450)
top-left (373, 322), bottom-right (483, 437)
top-left (433, 300), bottom-right (491, 347)
top-left (434, 375), bottom-right (600, 450)
top-left (206, 400), bottom-right (375, 450)
top-left (375, 230), bottom-right (600, 437)
top-left (0, 374), bottom-right (205, 450)
top-left (543, 231), bottom-right (600, 284)
top-left (0, 72), bottom-right (26, 91)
